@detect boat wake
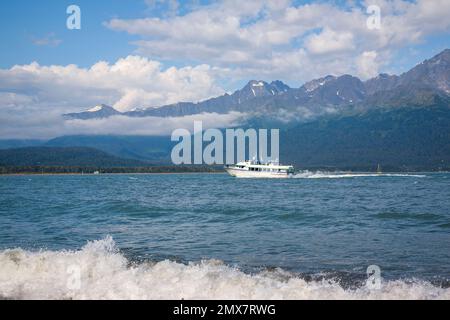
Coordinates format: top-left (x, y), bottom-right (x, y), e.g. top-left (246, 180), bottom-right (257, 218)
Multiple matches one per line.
top-left (294, 171), bottom-right (427, 179)
top-left (0, 237), bottom-right (448, 300)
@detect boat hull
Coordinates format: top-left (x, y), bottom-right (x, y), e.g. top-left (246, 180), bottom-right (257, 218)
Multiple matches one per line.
top-left (225, 167), bottom-right (292, 178)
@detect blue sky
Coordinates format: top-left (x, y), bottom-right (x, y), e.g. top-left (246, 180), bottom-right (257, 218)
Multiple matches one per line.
top-left (0, 0), bottom-right (141, 68)
top-left (0, 0), bottom-right (220, 69)
top-left (1, 0), bottom-right (449, 77)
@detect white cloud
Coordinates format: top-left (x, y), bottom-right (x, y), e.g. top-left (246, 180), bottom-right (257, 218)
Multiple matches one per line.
top-left (106, 0), bottom-right (450, 82)
top-left (0, 56), bottom-right (236, 139)
top-left (31, 33), bottom-right (62, 47)
top-left (1, 0), bottom-right (450, 140)
top-left (305, 28), bottom-right (355, 55)
top-left (64, 112), bottom-right (244, 136)
top-left (0, 56), bottom-right (224, 113)
top-left (356, 51), bottom-right (380, 80)
top-left (0, 111), bottom-right (246, 140)
top-left (0, 93), bottom-right (34, 108)
top-left (145, 0), bottom-right (180, 16)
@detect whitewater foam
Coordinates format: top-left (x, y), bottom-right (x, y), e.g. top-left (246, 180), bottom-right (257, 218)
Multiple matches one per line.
top-left (294, 171), bottom-right (427, 179)
top-left (0, 237), bottom-right (448, 300)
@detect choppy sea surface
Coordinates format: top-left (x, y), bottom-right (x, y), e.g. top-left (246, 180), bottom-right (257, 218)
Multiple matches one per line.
top-left (0, 172), bottom-right (449, 299)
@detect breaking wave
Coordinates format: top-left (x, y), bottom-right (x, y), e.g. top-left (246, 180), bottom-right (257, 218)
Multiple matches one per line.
top-left (0, 237), bottom-right (448, 300)
top-left (294, 171), bottom-right (427, 179)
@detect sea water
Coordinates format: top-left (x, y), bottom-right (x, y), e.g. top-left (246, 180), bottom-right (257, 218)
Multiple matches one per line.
top-left (0, 172), bottom-right (449, 299)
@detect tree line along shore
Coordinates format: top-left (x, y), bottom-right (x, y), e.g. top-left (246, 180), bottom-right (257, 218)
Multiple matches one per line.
top-left (1, 165), bottom-right (448, 175)
top-left (0, 165), bottom-right (225, 175)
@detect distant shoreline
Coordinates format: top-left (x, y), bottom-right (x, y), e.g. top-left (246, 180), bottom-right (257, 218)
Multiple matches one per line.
top-left (1, 164), bottom-right (449, 176)
top-left (0, 171), bottom-right (228, 176)
top-left (0, 165), bottom-right (225, 175)
top-left (1, 170), bottom-right (448, 176)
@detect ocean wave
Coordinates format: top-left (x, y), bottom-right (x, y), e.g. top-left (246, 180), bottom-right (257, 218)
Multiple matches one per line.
top-left (0, 237), bottom-right (448, 300)
top-left (294, 171), bottom-right (427, 179)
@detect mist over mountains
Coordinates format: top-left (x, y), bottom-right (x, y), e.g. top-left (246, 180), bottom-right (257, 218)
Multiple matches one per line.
top-left (2, 49), bottom-right (450, 171)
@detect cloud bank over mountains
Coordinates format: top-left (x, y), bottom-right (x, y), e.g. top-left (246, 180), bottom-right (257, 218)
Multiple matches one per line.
top-left (0, 56), bottom-right (224, 113)
top-left (0, 55), bottom-right (229, 139)
top-left (0, 110), bottom-right (244, 140)
top-left (0, 0), bottom-right (450, 139)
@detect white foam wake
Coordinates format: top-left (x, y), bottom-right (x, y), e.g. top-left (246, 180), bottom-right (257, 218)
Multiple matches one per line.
top-left (0, 237), bottom-right (448, 300)
top-left (294, 171), bottom-right (427, 179)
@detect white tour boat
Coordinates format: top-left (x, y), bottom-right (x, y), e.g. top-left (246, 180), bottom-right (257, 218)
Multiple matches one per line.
top-left (225, 160), bottom-right (295, 178)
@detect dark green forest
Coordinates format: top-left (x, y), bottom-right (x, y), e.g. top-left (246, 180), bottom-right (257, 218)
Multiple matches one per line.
top-left (280, 105), bottom-right (450, 171)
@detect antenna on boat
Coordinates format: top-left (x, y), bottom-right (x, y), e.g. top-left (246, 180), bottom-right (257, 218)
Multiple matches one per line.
top-left (377, 163), bottom-right (382, 174)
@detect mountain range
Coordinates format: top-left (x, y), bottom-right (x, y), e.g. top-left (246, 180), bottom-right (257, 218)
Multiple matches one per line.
top-left (2, 49), bottom-right (450, 171)
top-left (65, 49), bottom-right (450, 121)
